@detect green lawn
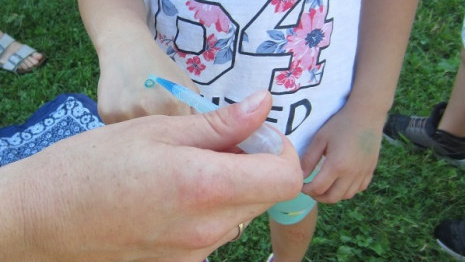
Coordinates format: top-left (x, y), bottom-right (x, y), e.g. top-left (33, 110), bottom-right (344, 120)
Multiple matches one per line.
top-left (1, 1), bottom-right (465, 261)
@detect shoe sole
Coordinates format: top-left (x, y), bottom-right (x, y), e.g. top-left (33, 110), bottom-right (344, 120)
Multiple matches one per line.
top-left (437, 239), bottom-right (465, 261)
top-left (439, 155), bottom-right (465, 168)
top-left (383, 134), bottom-right (405, 147)
top-left (383, 134), bottom-right (465, 168)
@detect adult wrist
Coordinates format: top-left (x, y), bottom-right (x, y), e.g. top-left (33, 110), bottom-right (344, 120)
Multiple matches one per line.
top-left (0, 163), bottom-right (29, 261)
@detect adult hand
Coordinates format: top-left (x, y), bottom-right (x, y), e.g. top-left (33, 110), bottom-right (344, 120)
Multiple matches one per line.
top-left (0, 91), bottom-right (302, 262)
top-left (300, 107), bottom-right (382, 203)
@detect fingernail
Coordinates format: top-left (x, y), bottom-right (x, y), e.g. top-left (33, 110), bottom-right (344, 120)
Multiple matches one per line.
top-left (239, 90), bottom-right (267, 113)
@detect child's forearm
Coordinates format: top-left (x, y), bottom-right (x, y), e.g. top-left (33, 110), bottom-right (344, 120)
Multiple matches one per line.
top-left (78, 0), bottom-right (151, 54)
top-left (345, 0), bottom-right (419, 123)
top-left (78, 0), bottom-right (200, 122)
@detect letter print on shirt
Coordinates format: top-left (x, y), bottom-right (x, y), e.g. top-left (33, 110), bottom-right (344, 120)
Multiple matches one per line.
top-left (153, 0), bottom-right (333, 94)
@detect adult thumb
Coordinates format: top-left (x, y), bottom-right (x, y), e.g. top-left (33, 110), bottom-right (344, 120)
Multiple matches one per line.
top-left (171, 90), bottom-right (282, 154)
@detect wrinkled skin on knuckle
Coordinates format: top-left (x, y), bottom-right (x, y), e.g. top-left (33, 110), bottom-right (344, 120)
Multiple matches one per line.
top-left (343, 191), bottom-right (356, 201)
top-left (203, 110), bottom-right (235, 143)
top-left (312, 186), bottom-right (327, 197)
top-left (360, 179), bottom-right (370, 191)
top-left (325, 195), bottom-right (340, 204)
top-left (328, 159), bottom-right (348, 176)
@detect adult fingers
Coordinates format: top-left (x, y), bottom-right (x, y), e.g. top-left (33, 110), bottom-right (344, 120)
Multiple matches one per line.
top-left (172, 145), bottom-right (302, 207)
top-left (177, 220), bottom-right (252, 262)
top-left (300, 135), bottom-right (326, 178)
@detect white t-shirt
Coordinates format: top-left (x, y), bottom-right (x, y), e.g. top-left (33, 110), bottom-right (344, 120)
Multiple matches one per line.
top-left (145, 0), bottom-right (361, 156)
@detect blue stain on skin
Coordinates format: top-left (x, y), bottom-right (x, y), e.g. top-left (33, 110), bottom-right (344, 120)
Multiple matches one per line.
top-left (144, 79), bottom-right (155, 88)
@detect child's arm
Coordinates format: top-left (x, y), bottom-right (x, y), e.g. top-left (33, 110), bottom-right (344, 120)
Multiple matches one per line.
top-left (301, 0), bottom-right (419, 203)
top-left (78, 0), bottom-right (198, 123)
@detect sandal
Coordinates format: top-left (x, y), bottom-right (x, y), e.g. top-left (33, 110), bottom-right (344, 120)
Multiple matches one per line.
top-left (0, 33), bottom-right (46, 74)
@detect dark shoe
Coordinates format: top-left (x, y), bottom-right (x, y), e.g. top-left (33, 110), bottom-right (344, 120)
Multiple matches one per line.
top-left (383, 102), bottom-right (465, 166)
top-left (434, 220), bottom-right (465, 261)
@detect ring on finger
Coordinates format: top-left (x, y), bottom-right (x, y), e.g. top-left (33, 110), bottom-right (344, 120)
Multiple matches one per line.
top-left (230, 222), bottom-right (245, 242)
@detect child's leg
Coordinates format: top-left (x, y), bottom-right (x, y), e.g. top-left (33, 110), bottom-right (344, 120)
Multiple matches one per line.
top-left (269, 205), bottom-right (318, 262)
top-left (438, 48), bottom-right (465, 137)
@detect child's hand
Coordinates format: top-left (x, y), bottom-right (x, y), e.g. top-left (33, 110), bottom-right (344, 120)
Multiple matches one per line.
top-left (300, 108), bottom-right (384, 203)
top-left (96, 37), bottom-right (198, 124)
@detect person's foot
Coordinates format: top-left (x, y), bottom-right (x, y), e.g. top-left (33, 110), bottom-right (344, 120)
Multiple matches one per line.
top-left (0, 31), bottom-right (45, 73)
top-left (383, 102), bottom-right (465, 166)
top-left (434, 220), bottom-right (465, 261)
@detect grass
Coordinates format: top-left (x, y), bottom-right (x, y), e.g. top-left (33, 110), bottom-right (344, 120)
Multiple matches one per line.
top-left (1, 0), bottom-right (465, 261)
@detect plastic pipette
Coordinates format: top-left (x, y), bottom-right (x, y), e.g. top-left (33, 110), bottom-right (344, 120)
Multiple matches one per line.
top-left (146, 75), bottom-right (283, 155)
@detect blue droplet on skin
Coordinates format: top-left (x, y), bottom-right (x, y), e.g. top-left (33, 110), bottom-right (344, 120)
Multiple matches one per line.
top-left (145, 79), bottom-right (155, 88)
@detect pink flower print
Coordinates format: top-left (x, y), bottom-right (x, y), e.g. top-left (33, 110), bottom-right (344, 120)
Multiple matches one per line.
top-left (157, 33), bottom-right (170, 46)
top-left (276, 61), bottom-right (303, 90)
top-left (186, 1), bottom-right (231, 33)
top-left (285, 8), bottom-right (332, 69)
top-left (203, 34), bottom-right (220, 61)
top-left (172, 44), bottom-right (187, 58)
top-left (271, 0), bottom-right (298, 13)
top-left (186, 56), bottom-right (206, 76)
